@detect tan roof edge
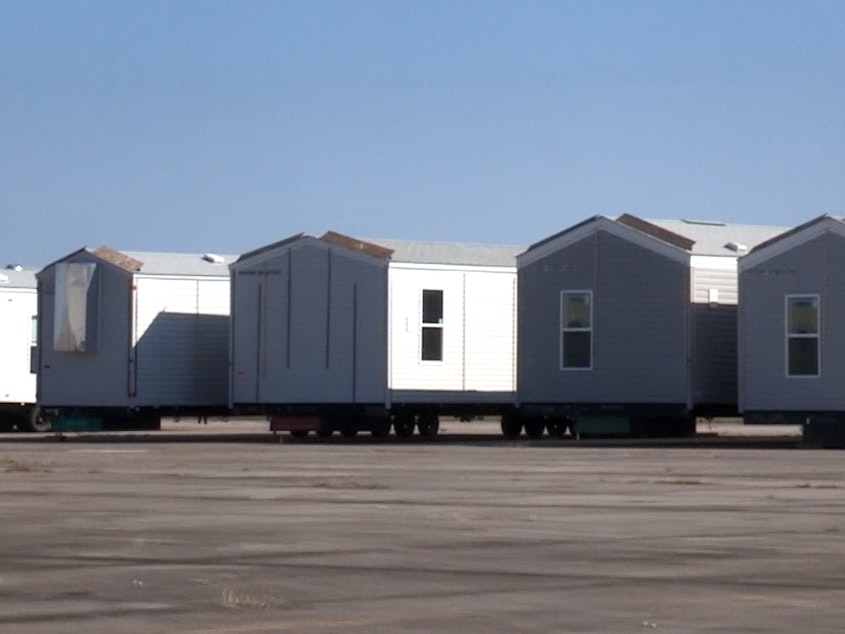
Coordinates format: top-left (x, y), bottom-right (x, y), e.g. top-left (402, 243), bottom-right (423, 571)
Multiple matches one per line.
top-left (320, 231), bottom-right (394, 260)
top-left (92, 246), bottom-right (143, 272)
top-left (615, 214), bottom-right (696, 251)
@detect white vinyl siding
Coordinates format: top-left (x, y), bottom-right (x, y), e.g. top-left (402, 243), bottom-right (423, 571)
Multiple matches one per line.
top-left (560, 290), bottom-right (592, 370)
top-left (133, 276), bottom-right (230, 405)
top-left (420, 289), bottom-right (443, 361)
top-left (389, 265), bottom-right (516, 394)
top-left (785, 295), bottom-right (820, 378)
top-left (690, 256), bottom-right (738, 304)
top-left (0, 288), bottom-right (38, 405)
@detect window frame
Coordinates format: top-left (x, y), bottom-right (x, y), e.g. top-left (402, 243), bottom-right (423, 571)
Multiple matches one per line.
top-left (560, 290), bottom-right (593, 371)
top-left (785, 294), bottom-right (820, 379)
top-left (30, 315), bottom-right (38, 374)
top-left (420, 289), bottom-right (444, 362)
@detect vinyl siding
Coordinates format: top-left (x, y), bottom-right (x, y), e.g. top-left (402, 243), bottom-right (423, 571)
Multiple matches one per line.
top-left (230, 241), bottom-right (388, 406)
top-left (690, 256), bottom-right (738, 304)
top-left (740, 232), bottom-right (845, 412)
top-left (689, 256), bottom-right (740, 406)
top-left (38, 256), bottom-right (132, 407)
top-left (133, 276), bottom-right (230, 406)
top-left (388, 264), bottom-right (517, 396)
top-left (518, 230), bottom-right (690, 406)
top-left (0, 287), bottom-right (37, 405)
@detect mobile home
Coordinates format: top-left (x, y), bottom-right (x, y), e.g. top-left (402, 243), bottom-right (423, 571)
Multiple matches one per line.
top-left (230, 232), bottom-right (521, 437)
top-left (738, 215), bottom-right (845, 444)
top-left (0, 266), bottom-right (42, 431)
top-left (515, 214), bottom-right (786, 438)
top-left (38, 247), bottom-right (233, 429)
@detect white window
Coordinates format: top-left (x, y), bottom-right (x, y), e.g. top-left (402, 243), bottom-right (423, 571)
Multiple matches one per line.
top-left (786, 295), bottom-right (819, 377)
top-left (421, 289), bottom-right (443, 361)
top-left (30, 315), bottom-right (38, 374)
top-left (561, 291), bottom-right (592, 370)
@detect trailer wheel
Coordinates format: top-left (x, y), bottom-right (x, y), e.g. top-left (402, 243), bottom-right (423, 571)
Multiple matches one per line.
top-left (417, 414), bottom-right (439, 437)
top-left (340, 426), bottom-right (358, 438)
top-left (371, 419), bottom-right (391, 438)
top-left (316, 429), bottom-right (334, 438)
top-left (290, 430), bottom-right (309, 438)
top-left (546, 419), bottom-right (568, 438)
top-left (393, 414), bottom-right (415, 438)
top-left (23, 406), bottom-right (51, 433)
top-left (500, 413), bottom-right (522, 439)
top-left (524, 419), bottom-right (545, 439)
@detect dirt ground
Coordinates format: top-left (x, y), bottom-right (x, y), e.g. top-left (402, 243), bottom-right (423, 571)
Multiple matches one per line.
top-left (0, 420), bottom-right (841, 633)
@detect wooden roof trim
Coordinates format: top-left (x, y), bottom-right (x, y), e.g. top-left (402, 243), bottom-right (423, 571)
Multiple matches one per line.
top-left (320, 231), bottom-right (394, 260)
top-left (615, 214), bottom-right (696, 251)
top-left (91, 246), bottom-right (143, 272)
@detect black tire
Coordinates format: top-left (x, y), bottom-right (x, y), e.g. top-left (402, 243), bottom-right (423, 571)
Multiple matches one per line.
top-left (371, 420), bottom-right (391, 438)
top-left (316, 429), bottom-right (334, 438)
top-left (524, 419), bottom-right (545, 439)
top-left (417, 414), bottom-right (439, 437)
top-left (393, 414), bottom-right (415, 438)
top-left (500, 414), bottom-right (522, 439)
top-left (23, 406), bottom-right (51, 433)
top-left (340, 426), bottom-right (358, 438)
top-left (290, 429), bottom-right (309, 438)
top-left (546, 419), bottom-right (569, 438)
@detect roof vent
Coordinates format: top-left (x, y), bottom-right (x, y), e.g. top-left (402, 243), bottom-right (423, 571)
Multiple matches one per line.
top-left (5, 264), bottom-right (22, 271)
top-left (202, 253), bottom-right (225, 264)
top-left (724, 241), bottom-right (748, 253)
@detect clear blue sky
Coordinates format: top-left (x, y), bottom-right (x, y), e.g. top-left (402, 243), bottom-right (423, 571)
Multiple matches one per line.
top-left (3, 0), bottom-right (844, 266)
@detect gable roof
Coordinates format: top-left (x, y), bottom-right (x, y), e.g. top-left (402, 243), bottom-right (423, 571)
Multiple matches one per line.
top-left (518, 215), bottom-right (692, 267)
top-left (235, 231), bottom-right (522, 269)
top-left (519, 214), bottom-right (791, 268)
top-left (738, 215), bottom-right (845, 272)
top-left (233, 233), bottom-right (305, 265)
top-left (41, 247), bottom-right (235, 277)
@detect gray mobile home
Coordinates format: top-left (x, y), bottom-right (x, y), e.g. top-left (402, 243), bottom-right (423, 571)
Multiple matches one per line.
top-left (0, 266), bottom-right (42, 431)
top-left (38, 247), bottom-right (233, 429)
top-left (738, 215), bottom-right (845, 443)
top-left (516, 214), bottom-right (786, 438)
top-left (229, 232), bottom-right (521, 437)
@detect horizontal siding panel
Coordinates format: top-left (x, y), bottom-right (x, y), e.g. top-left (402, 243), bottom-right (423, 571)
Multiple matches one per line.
top-left (389, 266), bottom-right (516, 395)
top-left (692, 266), bottom-right (738, 304)
top-left (0, 289), bottom-right (37, 404)
top-left (38, 259), bottom-right (132, 407)
top-left (519, 230), bottom-right (690, 406)
top-left (740, 233), bottom-right (845, 412)
top-left (231, 242), bottom-right (388, 406)
top-left (134, 276), bottom-right (230, 406)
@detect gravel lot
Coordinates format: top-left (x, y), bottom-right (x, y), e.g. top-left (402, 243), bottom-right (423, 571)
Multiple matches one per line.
top-left (0, 420), bottom-right (841, 633)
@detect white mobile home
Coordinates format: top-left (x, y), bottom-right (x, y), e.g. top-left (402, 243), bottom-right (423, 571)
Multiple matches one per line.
top-left (230, 232), bottom-right (521, 437)
top-left (738, 215), bottom-right (845, 443)
top-left (0, 266), bottom-right (42, 431)
top-left (38, 247), bottom-right (233, 429)
top-left (516, 214), bottom-right (786, 438)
